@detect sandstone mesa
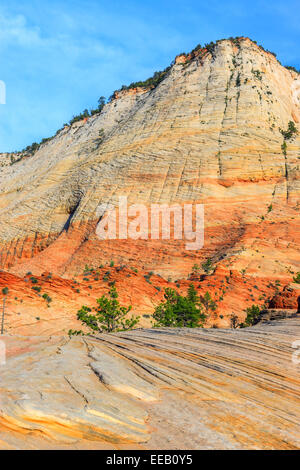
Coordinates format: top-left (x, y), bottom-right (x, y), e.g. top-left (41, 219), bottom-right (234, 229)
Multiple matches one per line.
top-left (0, 37), bottom-right (299, 449)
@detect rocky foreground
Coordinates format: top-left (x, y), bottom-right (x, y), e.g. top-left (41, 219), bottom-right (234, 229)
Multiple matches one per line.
top-left (0, 318), bottom-right (299, 450)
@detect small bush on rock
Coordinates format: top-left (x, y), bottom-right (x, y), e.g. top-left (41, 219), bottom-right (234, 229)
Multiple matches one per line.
top-left (240, 305), bottom-right (261, 327)
top-left (77, 286), bottom-right (140, 333)
top-left (153, 285), bottom-right (206, 328)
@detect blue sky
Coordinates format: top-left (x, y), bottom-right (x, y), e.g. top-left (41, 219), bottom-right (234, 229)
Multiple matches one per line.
top-left (0, 0), bottom-right (299, 152)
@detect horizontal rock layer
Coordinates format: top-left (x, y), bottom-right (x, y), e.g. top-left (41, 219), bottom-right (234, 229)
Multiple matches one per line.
top-left (0, 318), bottom-right (299, 449)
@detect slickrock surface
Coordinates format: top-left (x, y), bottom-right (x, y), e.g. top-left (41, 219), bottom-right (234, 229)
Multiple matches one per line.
top-left (0, 318), bottom-right (299, 449)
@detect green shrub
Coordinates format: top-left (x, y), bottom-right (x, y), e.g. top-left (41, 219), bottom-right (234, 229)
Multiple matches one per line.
top-left (285, 65), bottom-right (300, 74)
top-left (252, 69), bottom-right (263, 80)
top-left (200, 291), bottom-right (217, 314)
top-left (153, 285), bottom-right (206, 328)
top-left (77, 286), bottom-right (140, 333)
top-left (293, 272), bottom-right (300, 284)
top-left (112, 65), bottom-right (172, 97)
top-left (280, 121), bottom-right (298, 140)
top-left (202, 258), bottom-right (214, 274)
top-left (205, 41), bottom-right (217, 55)
top-left (241, 305), bottom-right (261, 327)
top-left (68, 329), bottom-right (85, 336)
top-left (42, 293), bottom-right (52, 303)
top-left (32, 286), bottom-right (41, 293)
top-left (192, 264), bottom-right (200, 274)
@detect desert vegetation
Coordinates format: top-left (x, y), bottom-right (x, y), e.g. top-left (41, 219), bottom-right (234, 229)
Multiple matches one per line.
top-left (74, 285), bottom-right (140, 334)
top-left (74, 284), bottom-right (219, 333)
top-left (280, 120), bottom-right (298, 141)
top-left (239, 305), bottom-right (261, 327)
top-left (293, 272), bottom-right (300, 284)
top-left (153, 285), bottom-right (206, 328)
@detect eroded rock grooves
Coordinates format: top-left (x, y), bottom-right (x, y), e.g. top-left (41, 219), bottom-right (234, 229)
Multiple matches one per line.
top-left (0, 319), bottom-right (299, 449)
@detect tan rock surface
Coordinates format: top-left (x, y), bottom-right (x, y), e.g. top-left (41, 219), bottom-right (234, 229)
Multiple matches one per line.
top-left (0, 318), bottom-right (299, 449)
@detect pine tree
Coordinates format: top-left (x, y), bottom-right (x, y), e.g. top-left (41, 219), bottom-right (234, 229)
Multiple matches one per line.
top-left (77, 286), bottom-right (140, 333)
top-left (153, 285), bottom-right (206, 328)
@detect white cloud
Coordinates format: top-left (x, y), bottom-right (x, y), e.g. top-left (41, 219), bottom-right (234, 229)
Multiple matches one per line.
top-left (0, 12), bottom-right (42, 47)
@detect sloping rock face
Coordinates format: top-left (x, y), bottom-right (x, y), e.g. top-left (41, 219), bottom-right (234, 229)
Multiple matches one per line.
top-left (258, 308), bottom-right (298, 322)
top-left (0, 38), bottom-right (299, 284)
top-left (0, 319), bottom-right (299, 449)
